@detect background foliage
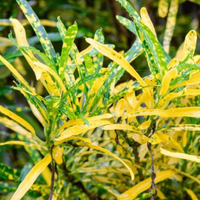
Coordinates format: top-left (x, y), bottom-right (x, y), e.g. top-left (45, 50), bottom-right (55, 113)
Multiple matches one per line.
top-left (1, 0), bottom-right (200, 200)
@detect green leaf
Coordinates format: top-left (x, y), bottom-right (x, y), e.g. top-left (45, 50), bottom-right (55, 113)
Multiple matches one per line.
top-left (16, 0), bottom-right (57, 66)
top-left (163, 0), bottom-right (179, 53)
top-left (0, 163), bottom-right (20, 181)
top-left (135, 21), bottom-right (167, 78)
top-left (116, 0), bottom-right (141, 20)
top-left (0, 182), bottom-right (17, 192)
top-left (59, 21), bottom-right (77, 80)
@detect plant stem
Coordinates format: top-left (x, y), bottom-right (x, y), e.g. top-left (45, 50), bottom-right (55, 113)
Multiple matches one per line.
top-left (148, 122), bottom-right (157, 200)
top-left (48, 146), bottom-right (55, 200)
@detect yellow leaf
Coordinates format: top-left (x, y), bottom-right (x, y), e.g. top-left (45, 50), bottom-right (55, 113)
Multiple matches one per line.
top-left (56, 120), bottom-right (111, 142)
top-left (0, 141), bottom-right (34, 147)
top-left (150, 133), bottom-right (184, 152)
top-left (182, 131), bottom-right (187, 147)
top-left (125, 92), bottom-right (137, 108)
top-left (118, 170), bottom-right (176, 200)
top-left (157, 188), bottom-right (166, 200)
top-left (33, 61), bottom-right (66, 94)
top-left (160, 68), bottom-right (178, 96)
top-left (10, 18), bottom-right (35, 69)
top-left (55, 136), bottom-right (91, 145)
top-left (128, 133), bottom-right (149, 144)
top-left (0, 55), bottom-right (35, 93)
top-left (28, 100), bottom-right (46, 126)
top-left (123, 107), bottom-right (200, 119)
top-left (158, 89), bottom-right (200, 108)
top-left (167, 58), bottom-right (179, 69)
top-left (10, 18), bottom-right (59, 97)
top-left (0, 105), bottom-right (35, 134)
top-left (77, 142), bottom-right (135, 180)
top-left (185, 188), bottom-right (198, 200)
top-left (158, 0), bottom-right (169, 18)
top-left (140, 7), bottom-right (157, 37)
top-left (103, 124), bottom-right (141, 133)
top-left (11, 154), bottom-right (51, 200)
top-left (85, 38), bottom-right (147, 87)
top-left (41, 167), bottom-right (51, 187)
top-left (114, 99), bottom-right (125, 118)
top-left (58, 114), bottom-right (112, 134)
top-left (180, 30), bottom-right (197, 62)
top-left (193, 55), bottom-right (200, 64)
top-left (86, 71), bottom-right (109, 111)
top-left (158, 124), bottom-right (200, 132)
top-left (160, 148), bottom-right (200, 163)
top-left (138, 119), bottom-right (151, 130)
top-left (53, 146), bottom-right (64, 165)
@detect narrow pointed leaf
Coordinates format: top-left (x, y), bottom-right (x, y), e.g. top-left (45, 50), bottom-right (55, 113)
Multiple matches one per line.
top-left (16, 0), bottom-right (57, 65)
top-left (86, 38), bottom-right (146, 86)
top-left (118, 170), bottom-right (176, 200)
top-left (140, 7), bottom-right (157, 37)
top-left (163, 0), bottom-right (178, 53)
top-left (160, 68), bottom-right (178, 96)
top-left (11, 154), bottom-right (51, 200)
top-left (59, 21), bottom-right (77, 80)
top-left (185, 188), bottom-right (198, 200)
top-left (160, 148), bottom-right (200, 163)
top-left (77, 142), bottom-right (135, 180)
top-left (180, 30), bottom-right (197, 62)
top-left (158, 0), bottom-right (169, 18)
top-left (0, 105), bottom-right (35, 134)
top-left (124, 107), bottom-right (200, 119)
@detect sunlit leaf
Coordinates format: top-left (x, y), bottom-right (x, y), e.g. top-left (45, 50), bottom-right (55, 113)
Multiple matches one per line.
top-left (76, 142), bottom-right (135, 180)
top-left (11, 154), bottom-right (51, 200)
top-left (118, 170), bottom-right (176, 200)
top-left (161, 148), bottom-right (200, 163)
top-left (0, 105), bottom-right (35, 135)
top-left (163, 0), bottom-right (178, 53)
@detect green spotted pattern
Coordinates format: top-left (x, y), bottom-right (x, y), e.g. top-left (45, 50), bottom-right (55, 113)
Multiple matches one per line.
top-left (0, 163), bottom-right (20, 181)
top-left (136, 22), bottom-right (167, 78)
top-left (16, 0), bottom-right (57, 67)
top-left (163, 0), bottom-right (179, 53)
top-left (0, 182), bottom-right (17, 192)
top-left (116, 0), bottom-right (141, 20)
top-left (59, 21), bottom-right (77, 80)
top-left (91, 83), bottom-right (143, 116)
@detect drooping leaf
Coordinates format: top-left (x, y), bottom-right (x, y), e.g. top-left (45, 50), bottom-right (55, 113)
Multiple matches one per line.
top-left (185, 188), bottom-right (199, 200)
top-left (11, 154), bottom-right (51, 200)
top-left (118, 170), bottom-right (176, 200)
top-left (76, 142), bottom-right (135, 181)
top-left (160, 148), bottom-right (200, 163)
top-left (123, 107), bottom-right (200, 119)
top-left (0, 105), bottom-right (35, 135)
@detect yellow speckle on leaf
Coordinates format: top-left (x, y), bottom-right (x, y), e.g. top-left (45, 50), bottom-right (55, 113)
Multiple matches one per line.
top-left (16, 107), bottom-right (22, 112)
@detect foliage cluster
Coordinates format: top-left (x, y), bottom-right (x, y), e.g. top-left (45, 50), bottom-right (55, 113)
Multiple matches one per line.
top-left (1, 0), bottom-right (200, 200)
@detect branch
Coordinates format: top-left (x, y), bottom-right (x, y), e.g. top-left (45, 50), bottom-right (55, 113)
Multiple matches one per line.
top-left (147, 122), bottom-right (157, 200)
top-left (48, 146), bottom-right (56, 200)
